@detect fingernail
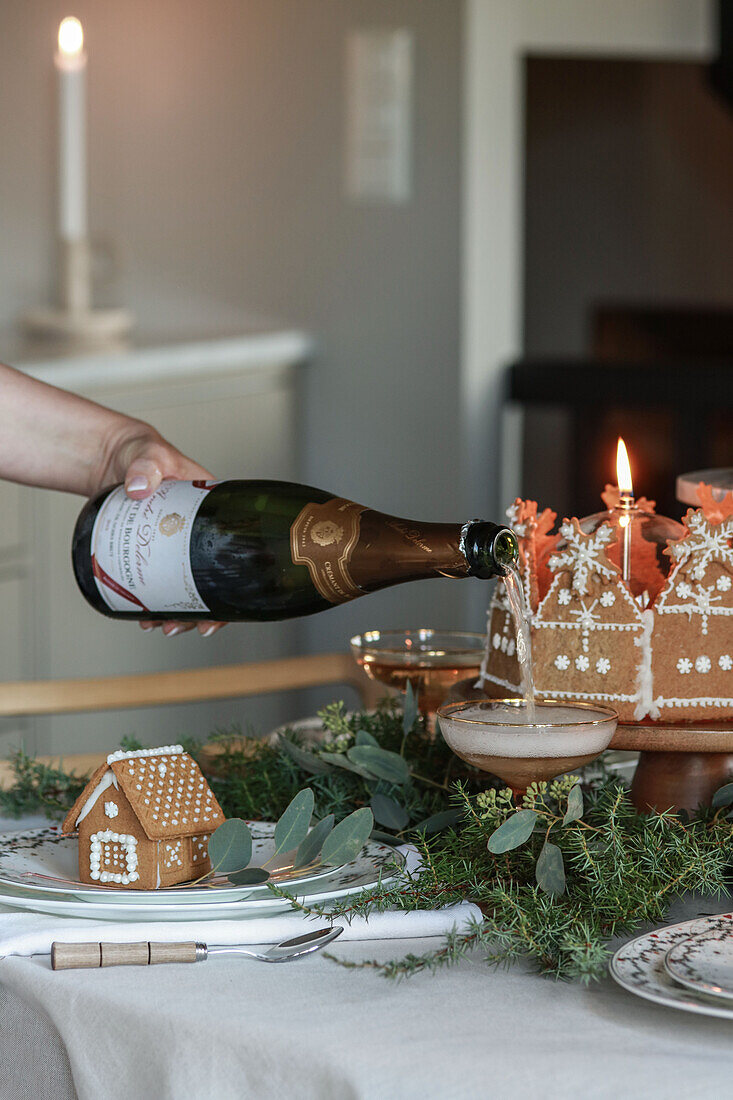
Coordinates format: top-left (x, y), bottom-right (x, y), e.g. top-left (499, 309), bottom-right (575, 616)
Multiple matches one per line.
top-left (141, 625), bottom-right (154, 632)
top-left (164, 627), bottom-right (181, 637)
top-left (126, 476), bottom-right (149, 493)
top-left (201, 625), bottom-right (217, 637)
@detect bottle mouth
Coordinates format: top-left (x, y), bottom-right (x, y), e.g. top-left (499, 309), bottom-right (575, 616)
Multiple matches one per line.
top-left (493, 528), bottom-right (519, 574)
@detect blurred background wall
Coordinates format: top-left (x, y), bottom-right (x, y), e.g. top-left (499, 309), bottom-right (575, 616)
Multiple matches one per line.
top-left (0, 0), bottom-right (465, 730)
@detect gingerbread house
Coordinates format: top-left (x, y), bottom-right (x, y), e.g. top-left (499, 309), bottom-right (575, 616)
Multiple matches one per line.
top-left (485, 487), bottom-right (733, 724)
top-left (62, 744), bottom-right (225, 889)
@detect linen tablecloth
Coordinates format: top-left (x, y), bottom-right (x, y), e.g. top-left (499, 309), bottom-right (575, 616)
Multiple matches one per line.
top-left (2, 818), bottom-right (733, 1099)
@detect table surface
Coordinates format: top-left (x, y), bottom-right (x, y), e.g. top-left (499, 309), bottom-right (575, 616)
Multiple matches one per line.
top-left (1, 820), bottom-right (732, 1100)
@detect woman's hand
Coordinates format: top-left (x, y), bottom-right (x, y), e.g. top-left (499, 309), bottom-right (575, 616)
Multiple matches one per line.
top-left (94, 424), bottom-right (225, 638)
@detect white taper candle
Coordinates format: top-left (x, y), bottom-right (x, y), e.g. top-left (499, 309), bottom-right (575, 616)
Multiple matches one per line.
top-left (56, 17), bottom-right (87, 241)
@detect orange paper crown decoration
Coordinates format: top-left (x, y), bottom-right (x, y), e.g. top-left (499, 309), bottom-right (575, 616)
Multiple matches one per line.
top-left (485, 486), bottom-right (733, 723)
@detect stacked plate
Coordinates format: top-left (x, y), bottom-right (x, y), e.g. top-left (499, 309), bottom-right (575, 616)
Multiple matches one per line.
top-left (0, 823), bottom-right (403, 922)
top-left (610, 912), bottom-right (733, 1018)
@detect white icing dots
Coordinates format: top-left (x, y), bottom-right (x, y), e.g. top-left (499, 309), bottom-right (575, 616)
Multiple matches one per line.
top-left (574, 655), bottom-right (590, 672)
top-left (104, 801), bottom-right (119, 819)
top-left (89, 830), bottom-right (139, 884)
top-left (595, 657), bottom-right (611, 675)
top-left (492, 633), bottom-right (501, 650)
top-left (557, 589), bottom-right (572, 606)
top-left (158, 762), bottom-right (167, 777)
top-left (107, 744), bottom-right (183, 765)
top-left (599, 591), bottom-right (616, 608)
top-left (718, 575), bottom-right (732, 591)
top-left (695, 656), bottom-right (712, 674)
top-left (162, 839), bottom-right (184, 870)
top-left (720, 655), bottom-right (733, 671)
top-left (677, 658), bottom-right (692, 674)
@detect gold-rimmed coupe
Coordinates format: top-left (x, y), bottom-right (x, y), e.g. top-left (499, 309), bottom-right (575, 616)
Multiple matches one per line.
top-left (437, 698), bottom-right (618, 796)
top-left (351, 629), bottom-right (486, 730)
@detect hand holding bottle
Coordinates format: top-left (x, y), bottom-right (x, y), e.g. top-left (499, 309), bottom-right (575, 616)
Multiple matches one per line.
top-left (0, 360), bottom-right (225, 638)
top-left (97, 431), bottom-right (226, 638)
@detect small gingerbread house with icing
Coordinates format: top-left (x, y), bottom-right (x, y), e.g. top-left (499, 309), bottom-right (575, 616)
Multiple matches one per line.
top-left (485, 486), bottom-right (733, 724)
top-left (62, 744), bottom-right (225, 889)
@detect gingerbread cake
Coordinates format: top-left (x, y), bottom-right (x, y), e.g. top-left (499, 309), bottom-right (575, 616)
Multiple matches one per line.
top-left (485, 485), bottom-right (733, 724)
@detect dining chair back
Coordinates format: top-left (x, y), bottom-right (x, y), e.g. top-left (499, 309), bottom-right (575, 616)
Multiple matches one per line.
top-left (0, 652), bottom-right (379, 787)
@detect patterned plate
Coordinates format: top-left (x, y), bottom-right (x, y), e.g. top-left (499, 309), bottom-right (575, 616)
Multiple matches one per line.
top-left (664, 926), bottom-right (733, 1001)
top-left (0, 824), bottom-right (346, 905)
top-left (0, 833), bottom-right (403, 922)
top-left (610, 913), bottom-right (733, 1019)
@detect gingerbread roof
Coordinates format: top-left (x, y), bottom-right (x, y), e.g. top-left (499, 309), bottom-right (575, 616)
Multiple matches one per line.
top-left (62, 745), bottom-right (225, 840)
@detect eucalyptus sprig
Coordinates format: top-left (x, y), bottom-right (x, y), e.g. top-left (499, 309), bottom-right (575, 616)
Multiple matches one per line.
top-left (205, 789), bottom-right (374, 886)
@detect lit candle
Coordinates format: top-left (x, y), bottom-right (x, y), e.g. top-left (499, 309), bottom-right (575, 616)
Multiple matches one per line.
top-left (616, 437), bottom-right (634, 583)
top-left (56, 17), bottom-right (86, 241)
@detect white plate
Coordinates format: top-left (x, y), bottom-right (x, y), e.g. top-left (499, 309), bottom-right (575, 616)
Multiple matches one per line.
top-left (0, 824), bottom-right (343, 904)
top-left (0, 839), bottom-right (403, 922)
top-left (664, 926), bottom-right (733, 1001)
top-left (610, 913), bottom-right (733, 1019)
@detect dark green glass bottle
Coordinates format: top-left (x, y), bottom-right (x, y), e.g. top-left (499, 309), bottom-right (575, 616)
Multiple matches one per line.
top-left (72, 479), bottom-right (518, 622)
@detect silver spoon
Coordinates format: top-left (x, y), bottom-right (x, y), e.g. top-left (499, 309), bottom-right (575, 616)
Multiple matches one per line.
top-left (51, 925), bottom-right (344, 970)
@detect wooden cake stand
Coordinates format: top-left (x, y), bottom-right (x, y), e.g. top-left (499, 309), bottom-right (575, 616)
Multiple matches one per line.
top-left (447, 679), bottom-right (733, 813)
top-left (611, 722), bottom-right (733, 814)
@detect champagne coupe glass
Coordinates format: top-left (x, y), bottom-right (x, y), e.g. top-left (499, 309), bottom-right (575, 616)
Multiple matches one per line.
top-left (437, 698), bottom-right (617, 800)
top-left (350, 629), bottom-right (486, 732)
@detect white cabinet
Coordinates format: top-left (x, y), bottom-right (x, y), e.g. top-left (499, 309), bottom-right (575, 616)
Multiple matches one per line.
top-left (1, 332), bottom-right (310, 756)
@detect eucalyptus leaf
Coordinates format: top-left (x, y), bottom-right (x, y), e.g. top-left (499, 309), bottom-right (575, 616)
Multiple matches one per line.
top-left (279, 736), bottom-right (334, 776)
top-left (370, 828), bottom-right (403, 846)
top-left (207, 818), bottom-right (253, 873)
top-left (321, 807), bottom-right (374, 865)
top-left (319, 752), bottom-right (374, 779)
top-left (487, 810), bottom-right (536, 854)
top-left (712, 782), bottom-right (733, 808)
top-left (563, 783), bottom-right (584, 825)
top-left (535, 841), bottom-right (566, 896)
top-left (355, 728), bottom-right (380, 748)
top-left (274, 788), bottom-right (315, 855)
top-left (294, 814), bottom-right (335, 868)
top-left (370, 793), bottom-right (409, 831)
top-left (347, 745), bottom-right (409, 785)
top-left (403, 681), bottom-right (418, 735)
top-left (227, 867), bottom-right (270, 886)
top-left (412, 808), bottom-right (462, 836)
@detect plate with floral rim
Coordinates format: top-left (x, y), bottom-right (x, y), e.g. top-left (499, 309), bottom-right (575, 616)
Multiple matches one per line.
top-left (664, 926), bottom-right (733, 1001)
top-left (610, 912), bottom-right (733, 1019)
top-left (0, 823), bottom-right (351, 905)
top-left (0, 835), bottom-right (404, 921)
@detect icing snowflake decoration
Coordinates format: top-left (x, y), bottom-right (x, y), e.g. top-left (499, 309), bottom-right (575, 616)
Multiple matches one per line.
top-left (505, 501), bottom-right (528, 538)
top-left (668, 511), bottom-right (733, 577)
top-left (548, 522), bottom-right (617, 596)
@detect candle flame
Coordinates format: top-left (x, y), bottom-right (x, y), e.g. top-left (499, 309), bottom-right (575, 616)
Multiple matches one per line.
top-left (58, 16), bottom-right (83, 56)
top-left (616, 438), bottom-right (633, 497)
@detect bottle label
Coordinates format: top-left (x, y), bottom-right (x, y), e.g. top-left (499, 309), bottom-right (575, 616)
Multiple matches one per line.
top-left (90, 482), bottom-right (213, 614)
top-left (290, 497), bottom-right (366, 604)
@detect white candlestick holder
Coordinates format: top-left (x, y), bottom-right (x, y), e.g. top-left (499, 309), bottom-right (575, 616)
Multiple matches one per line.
top-left (22, 237), bottom-right (134, 343)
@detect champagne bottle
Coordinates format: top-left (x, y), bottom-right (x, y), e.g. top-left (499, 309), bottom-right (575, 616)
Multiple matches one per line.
top-left (72, 480), bottom-right (518, 622)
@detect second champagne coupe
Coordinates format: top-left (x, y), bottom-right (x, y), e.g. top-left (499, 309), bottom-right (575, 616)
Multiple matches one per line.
top-left (350, 629), bottom-right (487, 723)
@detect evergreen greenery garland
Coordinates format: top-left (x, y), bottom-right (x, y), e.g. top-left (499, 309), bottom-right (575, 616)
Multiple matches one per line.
top-left (1, 696), bottom-right (731, 983)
